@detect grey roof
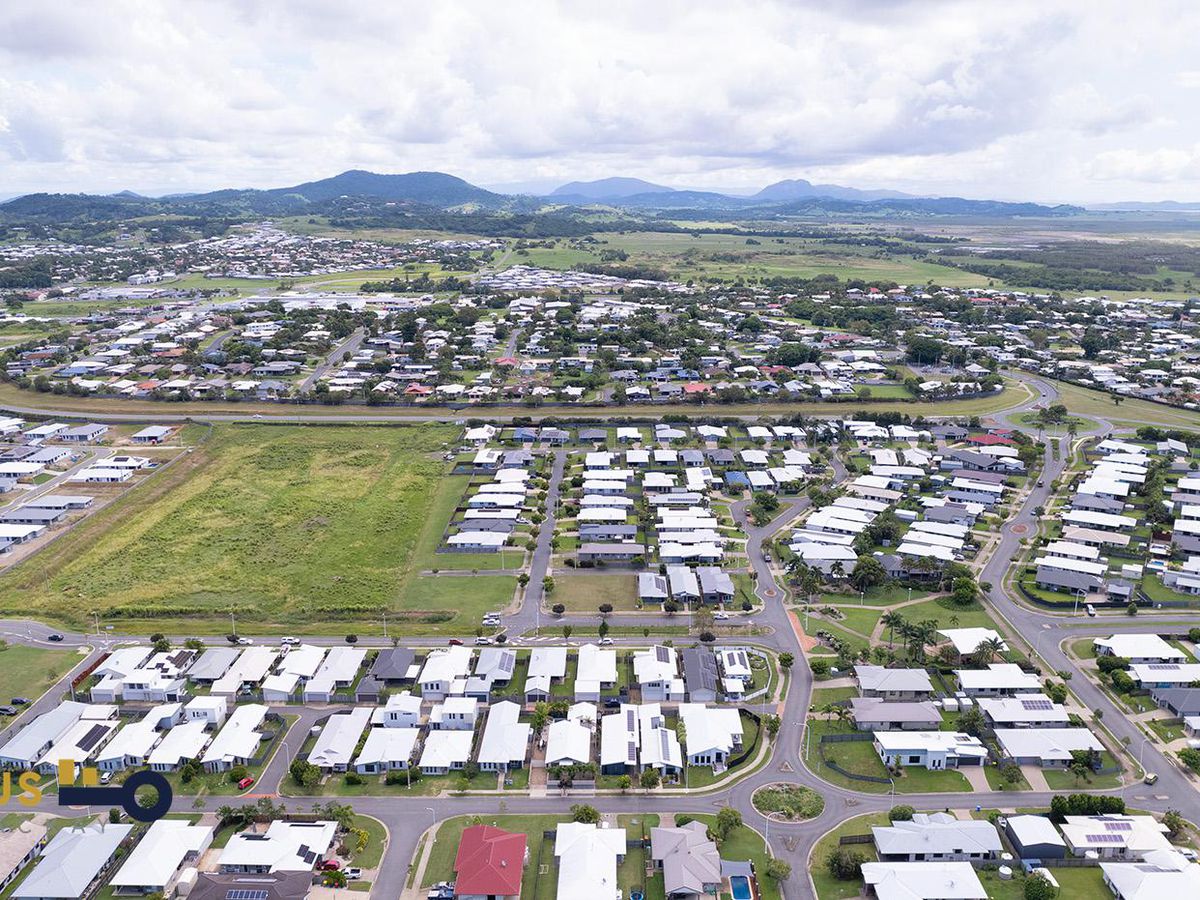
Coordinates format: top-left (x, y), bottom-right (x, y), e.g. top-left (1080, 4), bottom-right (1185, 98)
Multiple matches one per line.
top-left (1005, 815), bottom-right (1066, 850)
top-left (1035, 565), bottom-right (1102, 592)
top-left (639, 573), bottom-right (668, 599)
top-left (14, 823), bottom-right (133, 898)
top-left (849, 697), bottom-right (942, 727)
top-left (872, 813), bottom-right (1001, 858)
top-left (682, 648), bottom-right (719, 695)
top-left (697, 566), bottom-right (734, 596)
top-left (650, 822), bottom-right (722, 896)
top-left (855, 665), bottom-right (934, 694)
top-left (186, 647), bottom-right (241, 681)
top-left (1149, 687), bottom-right (1200, 715)
top-left (371, 648), bottom-right (416, 681)
top-left (190, 872), bottom-right (313, 900)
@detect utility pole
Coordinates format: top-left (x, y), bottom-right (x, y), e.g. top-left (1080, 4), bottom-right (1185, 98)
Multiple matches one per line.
top-left (381, 613), bottom-right (388, 640)
top-left (230, 608), bottom-right (236, 637)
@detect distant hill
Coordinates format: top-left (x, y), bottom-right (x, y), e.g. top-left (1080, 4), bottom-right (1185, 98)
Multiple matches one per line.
top-left (1089, 200), bottom-right (1200, 211)
top-left (753, 178), bottom-right (914, 202)
top-left (255, 169), bottom-right (503, 206)
top-left (549, 177), bottom-right (675, 200)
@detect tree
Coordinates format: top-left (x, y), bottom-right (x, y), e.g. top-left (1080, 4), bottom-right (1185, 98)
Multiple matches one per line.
top-left (763, 858), bottom-right (791, 882)
top-left (1067, 749), bottom-right (1095, 783)
top-left (888, 805), bottom-right (915, 821)
top-left (552, 603), bottom-right (565, 616)
top-left (849, 555), bottom-right (885, 593)
top-left (640, 768), bottom-right (661, 790)
top-left (826, 847), bottom-right (866, 881)
top-left (880, 611), bottom-right (906, 648)
top-left (958, 705), bottom-right (986, 737)
top-left (1024, 871), bottom-right (1057, 900)
top-left (598, 620), bottom-right (610, 639)
top-left (973, 636), bottom-right (1007, 666)
top-left (778, 652), bottom-right (794, 671)
top-left (345, 634), bottom-right (358, 644)
top-left (617, 774), bottom-right (632, 792)
top-left (764, 714), bottom-right (781, 737)
top-left (289, 758), bottom-right (321, 790)
top-left (1126, 601), bottom-right (1139, 617)
top-left (562, 625), bottom-right (573, 640)
top-left (951, 576), bottom-right (977, 607)
top-left (570, 804), bottom-right (600, 824)
top-left (1163, 808), bottom-right (1186, 838)
top-left (715, 807), bottom-right (743, 841)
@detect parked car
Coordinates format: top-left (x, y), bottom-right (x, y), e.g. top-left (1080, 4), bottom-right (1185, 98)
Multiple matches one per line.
top-left (47, 633), bottom-right (64, 642)
top-left (100, 771), bottom-right (113, 785)
top-left (474, 637), bottom-right (492, 645)
top-left (237, 637), bottom-right (254, 646)
top-left (281, 636), bottom-right (300, 646)
top-left (237, 776), bottom-right (255, 790)
top-left (1086, 603), bottom-right (1096, 617)
top-left (319, 859), bottom-right (341, 872)
top-left (345, 868), bottom-right (363, 880)
top-left (0, 706), bottom-right (17, 717)
top-left (598, 637), bottom-right (614, 646)
top-left (713, 612), bottom-right (730, 620)
top-left (1144, 772), bottom-right (1159, 785)
top-left (448, 638), bottom-right (464, 646)
top-left (10, 697), bottom-right (30, 705)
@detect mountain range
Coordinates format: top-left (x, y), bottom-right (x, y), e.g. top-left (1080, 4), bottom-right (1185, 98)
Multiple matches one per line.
top-left (0, 169), bottom-right (1087, 223)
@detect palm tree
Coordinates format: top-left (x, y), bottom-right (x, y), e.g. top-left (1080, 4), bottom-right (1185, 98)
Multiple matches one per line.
top-left (880, 611), bottom-right (906, 648)
top-left (974, 636), bottom-right (1007, 665)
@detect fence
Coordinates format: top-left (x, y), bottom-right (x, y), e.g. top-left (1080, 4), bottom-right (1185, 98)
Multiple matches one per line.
top-left (818, 732), bottom-right (894, 786)
top-left (837, 834), bottom-right (874, 846)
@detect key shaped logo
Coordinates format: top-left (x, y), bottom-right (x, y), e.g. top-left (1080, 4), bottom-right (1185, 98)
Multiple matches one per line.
top-left (57, 761), bottom-right (173, 823)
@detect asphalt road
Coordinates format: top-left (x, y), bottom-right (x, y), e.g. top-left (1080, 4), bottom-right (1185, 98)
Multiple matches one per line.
top-left (4, 372), bottom-right (1199, 899)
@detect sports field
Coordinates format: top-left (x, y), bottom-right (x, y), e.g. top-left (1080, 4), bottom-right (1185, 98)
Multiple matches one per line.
top-left (0, 424), bottom-right (511, 634)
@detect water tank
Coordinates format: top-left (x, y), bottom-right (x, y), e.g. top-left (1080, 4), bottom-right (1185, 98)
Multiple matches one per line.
top-left (174, 867), bottom-right (198, 898)
top-left (997, 866), bottom-right (1013, 880)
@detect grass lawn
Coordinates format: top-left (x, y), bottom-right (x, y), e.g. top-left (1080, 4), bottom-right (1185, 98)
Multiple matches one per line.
top-left (1068, 638), bottom-right (1098, 659)
top-left (983, 763), bottom-right (1032, 792)
top-left (416, 474), bottom-right (524, 572)
top-left (617, 814), bottom-right (660, 897)
top-left (752, 784), bottom-right (825, 819)
top-left (1146, 716), bottom-right (1187, 744)
top-left (809, 619), bottom-right (871, 655)
top-left (0, 644), bottom-right (81, 727)
top-left (349, 814), bottom-right (388, 868)
top-left (819, 585), bottom-right (931, 607)
top-left (823, 606), bottom-right (882, 637)
top-left (422, 814), bottom-right (568, 899)
top-left (1043, 754), bottom-right (1124, 790)
top-left (809, 812), bottom-right (888, 900)
top-left (809, 686), bottom-right (858, 708)
top-left (893, 597), bottom-right (1002, 632)
top-left (553, 573), bottom-right (639, 611)
top-left (0, 424), bottom-right (532, 634)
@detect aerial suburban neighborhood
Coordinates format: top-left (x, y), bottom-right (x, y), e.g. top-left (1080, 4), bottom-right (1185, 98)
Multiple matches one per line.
top-left (6, 4), bottom-right (1200, 900)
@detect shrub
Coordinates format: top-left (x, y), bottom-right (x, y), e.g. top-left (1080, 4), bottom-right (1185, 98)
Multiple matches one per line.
top-left (826, 847), bottom-right (865, 881)
top-left (343, 772), bottom-right (364, 786)
top-left (888, 805), bottom-right (915, 821)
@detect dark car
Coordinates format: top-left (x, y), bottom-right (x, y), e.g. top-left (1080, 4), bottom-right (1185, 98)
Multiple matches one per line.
top-left (10, 697), bottom-right (30, 705)
top-left (47, 633), bottom-right (64, 642)
top-left (447, 638), bottom-right (464, 646)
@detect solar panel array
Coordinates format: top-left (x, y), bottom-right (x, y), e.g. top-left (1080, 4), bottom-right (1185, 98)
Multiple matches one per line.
top-left (655, 646), bottom-right (671, 663)
top-left (1020, 698), bottom-right (1055, 711)
top-left (1147, 664), bottom-right (1181, 671)
top-left (1104, 821), bottom-right (1133, 831)
top-left (498, 654), bottom-right (515, 675)
top-left (226, 891), bottom-right (269, 900)
top-left (660, 730), bottom-right (672, 758)
top-left (78, 723), bottom-right (109, 752)
top-left (1085, 833), bottom-right (1125, 844)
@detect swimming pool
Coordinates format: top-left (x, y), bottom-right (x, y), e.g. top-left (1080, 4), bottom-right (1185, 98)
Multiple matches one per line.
top-left (730, 875), bottom-right (753, 900)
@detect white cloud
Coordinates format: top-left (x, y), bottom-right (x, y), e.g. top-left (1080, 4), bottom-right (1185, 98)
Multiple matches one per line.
top-left (0, 0), bottom-right (1198, 202)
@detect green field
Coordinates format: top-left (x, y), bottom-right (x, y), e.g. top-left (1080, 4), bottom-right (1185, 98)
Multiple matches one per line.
top-left (0, 645), bottom-right (81, 722)
top-left (0, 424), bottom-right (514, 633)
top-left (554, 573), bottom-right (640, 611)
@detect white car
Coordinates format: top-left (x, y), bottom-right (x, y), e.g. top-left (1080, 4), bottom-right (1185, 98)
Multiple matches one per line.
top-left (713, 612), bottom-right (730, 620)
top-left (281, 636), bottom-right (300, 646)
top-left (236, 637), bottom-right (254, 646)
top-left (598, 637), bottom-right (614, 646)
top-left (474, 636), bottom-right (493, 645)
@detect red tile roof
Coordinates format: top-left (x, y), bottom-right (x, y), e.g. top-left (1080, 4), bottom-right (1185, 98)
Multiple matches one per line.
top-left (968, 433), bottom-right (1016, 447)
top-left (453, 825), bottom-right (526, 896)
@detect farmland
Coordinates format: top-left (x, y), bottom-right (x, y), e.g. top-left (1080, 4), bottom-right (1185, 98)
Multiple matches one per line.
top-left (0, 423), bottom-right (513, 634)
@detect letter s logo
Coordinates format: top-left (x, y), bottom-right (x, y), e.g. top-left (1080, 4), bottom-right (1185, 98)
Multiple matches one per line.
top-left (17, 771), bottom-right (42, 807)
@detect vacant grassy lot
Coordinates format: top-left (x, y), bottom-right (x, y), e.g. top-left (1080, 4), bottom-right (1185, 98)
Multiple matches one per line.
top-left (0, 424), bottom-right (511, 633)
top-left (0, 644), bottom-right (81, 724)
top-left (554, 573), bottom-right (639, 611)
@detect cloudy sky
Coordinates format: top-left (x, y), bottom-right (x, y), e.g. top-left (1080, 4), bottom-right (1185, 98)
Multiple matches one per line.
top-left (2, 0), bottom-right (1199, 203)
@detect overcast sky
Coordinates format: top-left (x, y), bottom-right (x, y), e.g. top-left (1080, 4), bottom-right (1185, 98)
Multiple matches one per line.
top-left (2, 0), bottom-right (1199, 203)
